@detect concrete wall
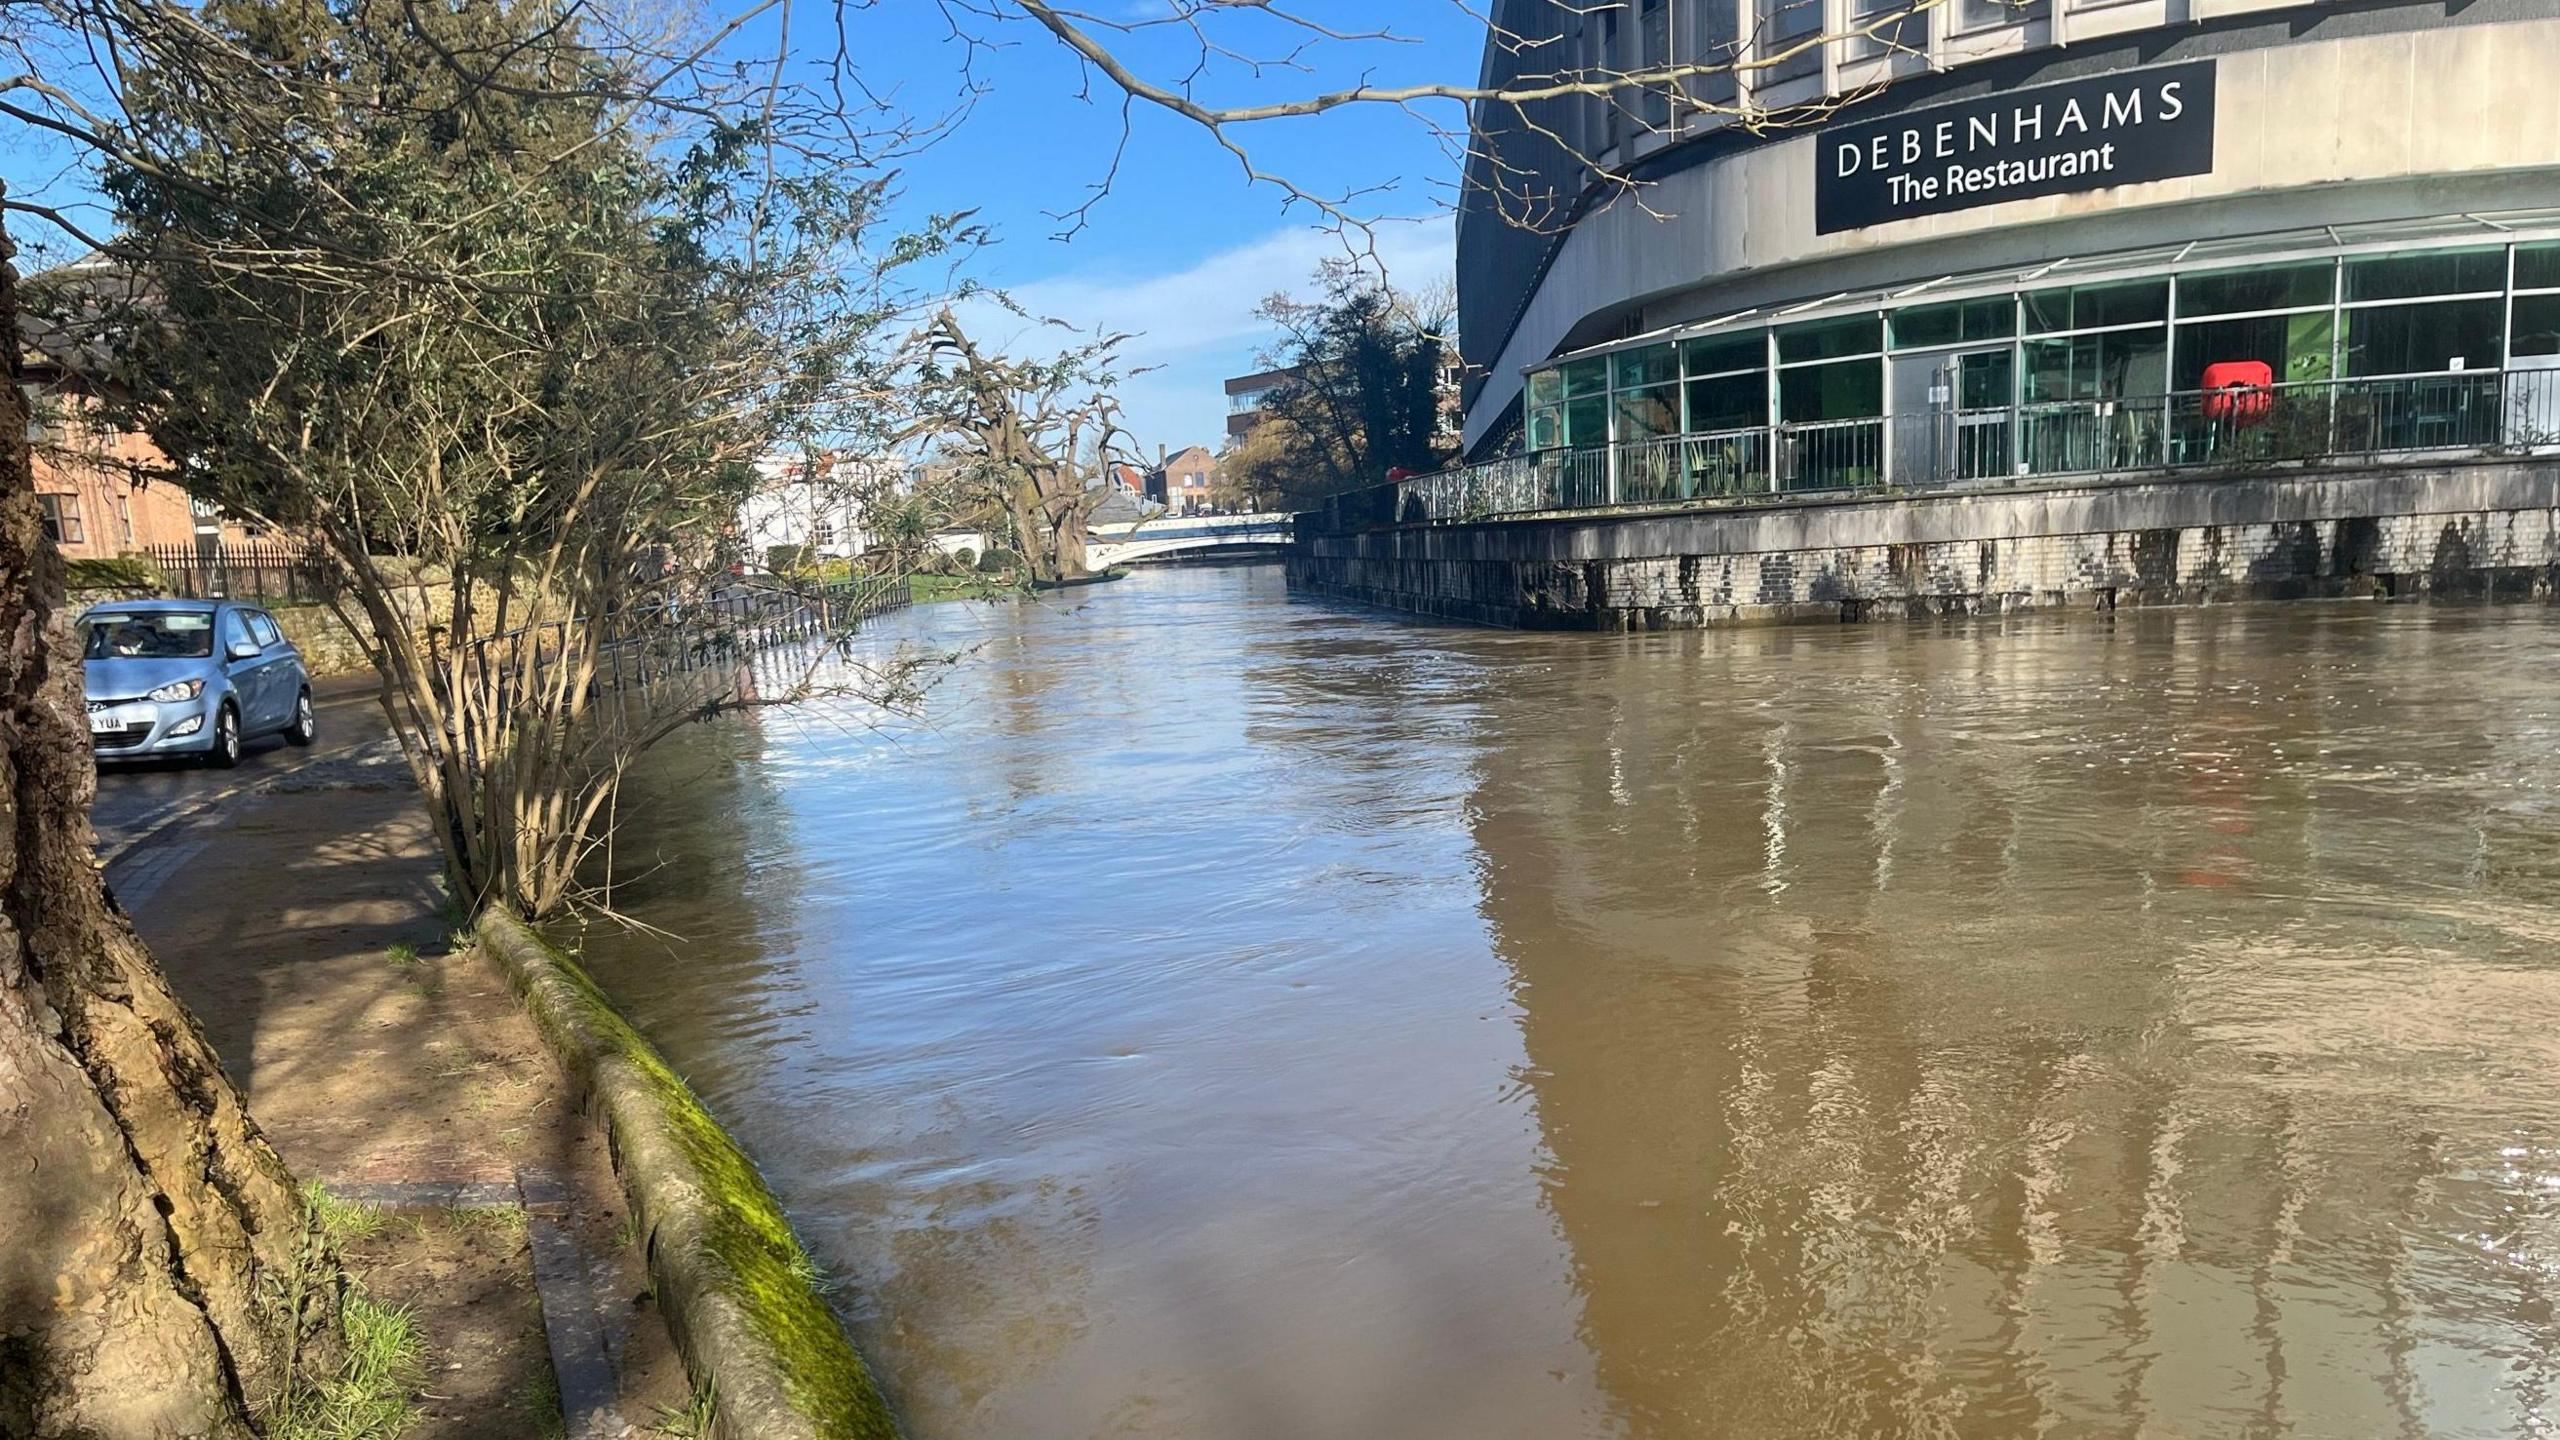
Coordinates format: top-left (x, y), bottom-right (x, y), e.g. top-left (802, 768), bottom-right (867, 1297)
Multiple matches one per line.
top-left (1289, 459), bottom-right (2560, 629)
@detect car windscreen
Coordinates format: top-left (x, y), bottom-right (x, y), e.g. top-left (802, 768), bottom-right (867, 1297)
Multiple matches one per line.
top-left (84, 612), bottom-right (216, 660)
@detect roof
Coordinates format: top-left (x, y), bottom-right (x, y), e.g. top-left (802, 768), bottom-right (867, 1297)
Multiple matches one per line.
top-left (81, 598), bottom-right (221, 614)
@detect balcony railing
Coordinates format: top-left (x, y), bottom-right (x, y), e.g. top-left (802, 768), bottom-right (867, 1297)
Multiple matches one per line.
top-left (1345, 370), bottom-right (2560, 529)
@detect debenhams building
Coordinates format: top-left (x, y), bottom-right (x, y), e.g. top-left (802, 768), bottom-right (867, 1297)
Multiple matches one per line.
top-left (1456, 0), bottom-right (2560, 494)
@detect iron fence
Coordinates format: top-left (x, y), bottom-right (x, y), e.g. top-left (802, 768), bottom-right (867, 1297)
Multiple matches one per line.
top-left (445, 575), bottom-right (913, 731)
top-left (1336, 368), bottom-right (2560, 530)
top-left (143, 542), bottom-right (338, 603)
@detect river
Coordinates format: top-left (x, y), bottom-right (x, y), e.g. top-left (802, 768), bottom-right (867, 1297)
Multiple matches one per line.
top-left (576, 563), bottom-right (2560, 1439)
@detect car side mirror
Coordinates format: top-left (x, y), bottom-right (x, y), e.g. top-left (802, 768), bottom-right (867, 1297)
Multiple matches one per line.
top-left (229, 640), bottom-right (262, 661)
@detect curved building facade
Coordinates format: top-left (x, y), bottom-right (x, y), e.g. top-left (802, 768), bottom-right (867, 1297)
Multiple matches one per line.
top-left (1456, 0), bottom-right (2560, 479)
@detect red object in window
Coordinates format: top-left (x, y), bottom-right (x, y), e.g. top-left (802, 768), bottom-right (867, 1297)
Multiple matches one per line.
top-left (2200, 360), bottom-right (2275, 426)
top-left (1385, 466), bottom-right (1417, 483)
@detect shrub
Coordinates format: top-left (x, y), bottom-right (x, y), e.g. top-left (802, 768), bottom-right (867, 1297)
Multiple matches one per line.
top-left (66, 554), bottom-right (166, 592)
top-left (764, 544), bottom-right (813, 574)
top-left (951, 546), bottom-right (976, 569)
top-left (975, 546), bottom-right (1016, 574)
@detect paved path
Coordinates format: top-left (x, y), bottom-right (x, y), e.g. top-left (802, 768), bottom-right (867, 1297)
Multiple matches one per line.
top-left (100, 680), bottom-right (687, 1438)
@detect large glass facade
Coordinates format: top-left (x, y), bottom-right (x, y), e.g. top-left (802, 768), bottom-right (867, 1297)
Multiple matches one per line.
top-left (1520, 233), bottom-right (2560, 494)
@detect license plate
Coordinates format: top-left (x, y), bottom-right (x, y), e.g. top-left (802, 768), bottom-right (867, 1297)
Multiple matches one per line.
top-left (88, 712), bottom-right (119, 734)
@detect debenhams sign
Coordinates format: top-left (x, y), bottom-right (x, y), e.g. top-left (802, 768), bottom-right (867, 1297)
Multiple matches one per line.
top-left (1814, 60), bottom-right (2216, 235)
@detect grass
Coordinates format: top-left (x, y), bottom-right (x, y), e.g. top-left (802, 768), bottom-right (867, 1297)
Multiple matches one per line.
top-left (907, 572), bottom-right (1014, 604)
top-left (651, 1382), bottom-right (718, 1439)
top-left (304, 1182), bottom-right (384, 1249)
top-left (384, 943), bottom-right (419, 968)
top-left (270, 1289), bottom-right (422, 1440)
top-left (511, 1347), bottom-right (566, 1440)
top-left (448, 1203), bottom-right (529, 1242)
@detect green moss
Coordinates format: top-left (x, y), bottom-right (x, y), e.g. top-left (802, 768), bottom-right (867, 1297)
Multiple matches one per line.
top-left (507, 925), bottom-right (898, 1439)
top-left (65, 554), bottom-right (166, 592)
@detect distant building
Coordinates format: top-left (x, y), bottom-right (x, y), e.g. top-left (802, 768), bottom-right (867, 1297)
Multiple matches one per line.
top-left (740, 452), bottom-right (900, 568)
top-left (1223, 365), bottom-right (1303, 442)
top-left (19, 256), bottom-right (261, 563)
top-left (1160, 444), bottom-right (1219, 515)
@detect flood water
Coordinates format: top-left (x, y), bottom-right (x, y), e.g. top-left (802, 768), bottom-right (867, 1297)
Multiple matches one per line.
top-left (576, 565), bottom-right (2560, 1439)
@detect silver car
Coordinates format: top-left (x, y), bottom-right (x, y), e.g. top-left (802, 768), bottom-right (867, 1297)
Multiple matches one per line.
top-left (81, 599), bottom-right (315, 767)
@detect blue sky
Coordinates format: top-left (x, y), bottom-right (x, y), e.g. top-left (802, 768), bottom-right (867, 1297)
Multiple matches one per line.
top-left (4, 2), bottom-right (1485, 452)
top-left (820, 2), bottom-right (1483, 450)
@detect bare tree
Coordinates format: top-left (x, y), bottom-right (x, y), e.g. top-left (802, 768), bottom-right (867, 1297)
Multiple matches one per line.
top-left (909, 310), bottom-right (1138, 585)
top-left (0, 0), bottom-right (948, 1417)
top-left (918, 0), bottom-right (1983, 239)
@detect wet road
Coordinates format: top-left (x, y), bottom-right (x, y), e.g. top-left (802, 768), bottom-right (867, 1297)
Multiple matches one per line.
top-left (572, 566), bottom-right (2560, 1440)
top-left (90, 676), bottom-right (387, 848)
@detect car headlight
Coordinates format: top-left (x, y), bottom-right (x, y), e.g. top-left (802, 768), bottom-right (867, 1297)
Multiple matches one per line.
top-left (147, 679), bottom-right (205, 703)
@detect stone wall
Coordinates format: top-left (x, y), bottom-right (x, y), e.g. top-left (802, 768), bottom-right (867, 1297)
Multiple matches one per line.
top-left (66, 587), bottom-right (443, 676)
top-left (1288, 458), bottom-right (2560, 630)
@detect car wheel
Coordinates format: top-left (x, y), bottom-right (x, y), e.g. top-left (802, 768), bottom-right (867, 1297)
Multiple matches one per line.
top-left (286, 688), bottom-right (316, 747)
top-left (209, 702), bottom-right (242, 769)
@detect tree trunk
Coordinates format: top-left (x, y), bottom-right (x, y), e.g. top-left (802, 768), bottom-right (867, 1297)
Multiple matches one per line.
top-left (0, 194), bottom-right (329, 1438)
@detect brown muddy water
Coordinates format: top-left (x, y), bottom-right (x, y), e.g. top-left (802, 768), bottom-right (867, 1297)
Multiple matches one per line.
top-left (575, 564), bottom-right (2560, 1440)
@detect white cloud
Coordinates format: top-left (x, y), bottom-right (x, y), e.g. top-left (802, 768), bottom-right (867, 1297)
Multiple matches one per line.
top-left (949, 217), bottom-right (1454, 457)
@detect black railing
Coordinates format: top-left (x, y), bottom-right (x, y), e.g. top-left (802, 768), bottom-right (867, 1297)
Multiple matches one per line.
top-left (143, 542), bottom-right (339, 603)
top-left (1322, 369), bottom-right (2560, 530)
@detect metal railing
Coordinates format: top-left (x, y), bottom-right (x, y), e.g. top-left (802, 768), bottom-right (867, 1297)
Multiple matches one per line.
top-left (144, 541), bottom-right (338, 603)
top-left (1327, 369), bottom-right (2560, 530)
top-left (442, 575), bottom-right (912, 731)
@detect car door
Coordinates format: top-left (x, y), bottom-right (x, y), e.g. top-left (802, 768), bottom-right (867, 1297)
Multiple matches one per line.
top-left (217, 608), bottom-right (274, 730)
top-left (245, 610), bottom-right (298, 731)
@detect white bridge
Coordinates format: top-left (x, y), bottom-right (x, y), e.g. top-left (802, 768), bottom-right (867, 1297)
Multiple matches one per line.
top-left (1085, 513), bottom-right (1293, 568)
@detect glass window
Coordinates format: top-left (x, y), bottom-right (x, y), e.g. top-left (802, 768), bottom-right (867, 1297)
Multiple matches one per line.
top-left (1611, 344), bottom-right (1677, 389)
top-left (1957, 350), bottom-right (2014, 411)
top-left (2345, 248), bottom-right (2506, 303)
top-left (1678, 0), bottom-right (1741, 108)
top-left (2517, 243), bottom-right (2560, 292)
top-left (1779, 359), bottom-right (1883, 422)
top-left (2174, 312), bottom-right (2336, 388)
top-left (1891, 298), bottom-right (2014, 349)
top-left (2515, 293), bottom-right (2560, 359)
top-left (1756, 0), bottom-right (1821, 83)
top-left (1616, 385), bottom-right (1680, 441)
top-left (1561, 357), bottom-right (1609, 397)
top-left (247, 612), bottom-right (283, 649)
top-left (1776, 313), bottom-right (1882, 363)
top-left (1957, 0), bottom-right (2046, 29)
top-left (1849, 0), bottom-right (1926, 57)
top-left (1526, 369), bottom-right (1562, 406)
top-left (1562, 394), bottom-right (1608, 447)
top-left (2344, 299), bottom-right (2504, 376)
top-left (2023, 280), bottom-right (2167, 334)
top-left (2024, 327), bottom-right (2166, 401)
top-left (38, 493), bottom-right (82, 545)
top-left (1528, 405), bottom-right (1563, 450)
top-left (1682, 331), bottom-right (1763, 376)
top-left (1685, 371), bottom-right (1767, 431)
top-left (84, 611), bottom-right (216, 660)
top-left (2176, 263), bottom-right (2333, 318)
top-left (220, 610), bottom-right (255, 657)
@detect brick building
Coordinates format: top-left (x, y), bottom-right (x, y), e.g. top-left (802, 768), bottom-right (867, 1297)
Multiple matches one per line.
top-left (20, 258), bottom-right (256, 563)
top-left (1160, 444), bottom-right (1219, 515)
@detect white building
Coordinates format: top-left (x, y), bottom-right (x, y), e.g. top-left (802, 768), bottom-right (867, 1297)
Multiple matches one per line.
top-left (738, 452), bottom-right (901, 568)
